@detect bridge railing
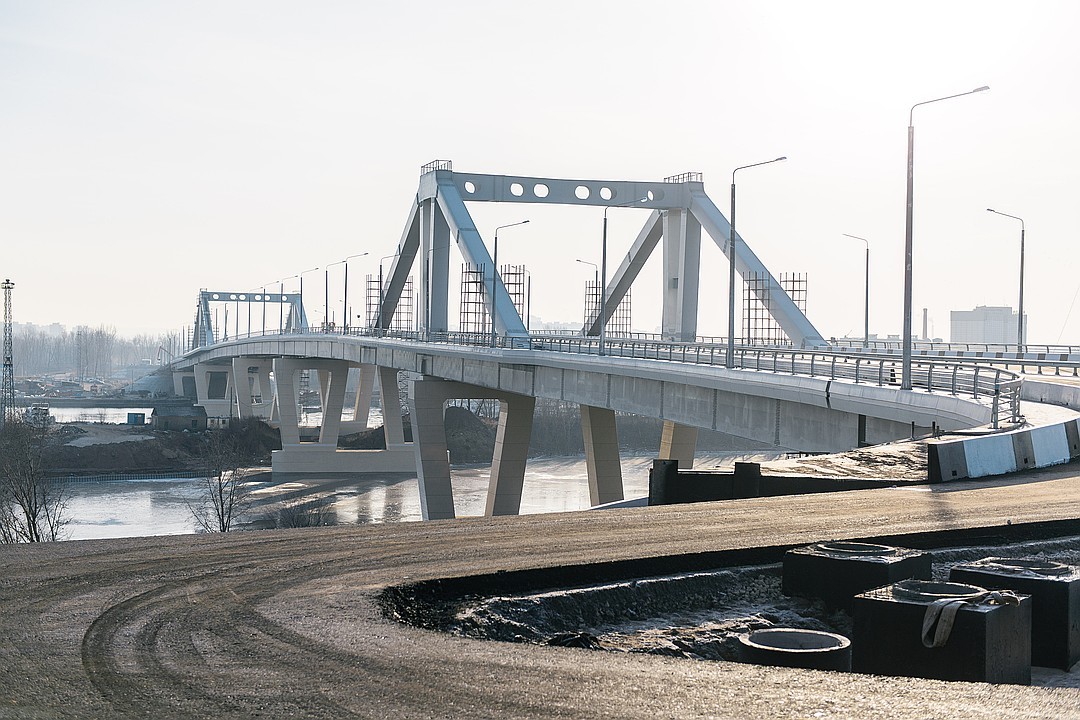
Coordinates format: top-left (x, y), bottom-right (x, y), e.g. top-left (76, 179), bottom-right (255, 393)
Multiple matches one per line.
top-left (348, 329), bottom-right (1023, 428)
top-left (192, 326), bottom-right (1024, 429)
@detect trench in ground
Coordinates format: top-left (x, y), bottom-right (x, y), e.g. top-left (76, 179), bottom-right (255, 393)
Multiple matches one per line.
top-left (379, 521), bottom-right (1080, 688)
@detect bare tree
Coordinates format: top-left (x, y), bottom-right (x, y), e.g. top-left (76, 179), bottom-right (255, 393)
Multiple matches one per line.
top-left (0, 419), bottom-right (67, 543)
top-left (189, 430), bottom-right (252, 532)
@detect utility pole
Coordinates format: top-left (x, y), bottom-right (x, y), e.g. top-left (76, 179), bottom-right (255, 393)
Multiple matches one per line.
top-left (1, 279), bottom-right (14, 428)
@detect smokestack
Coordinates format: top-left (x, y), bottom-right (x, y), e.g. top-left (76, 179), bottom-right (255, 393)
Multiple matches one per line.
top-left (922, 308), bottom-right (928, 341)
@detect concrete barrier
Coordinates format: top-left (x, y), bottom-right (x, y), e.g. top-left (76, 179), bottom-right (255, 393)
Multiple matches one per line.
top-left (928, 417), bottom-right (1080, 482)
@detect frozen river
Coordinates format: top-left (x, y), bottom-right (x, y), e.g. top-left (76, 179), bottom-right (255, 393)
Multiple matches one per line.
top-left (62, 454), bottom-right (696, 541)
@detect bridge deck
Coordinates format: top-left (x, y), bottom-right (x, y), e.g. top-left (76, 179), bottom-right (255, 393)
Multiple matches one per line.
top-left (2, 465), bottom-right (1080, 718)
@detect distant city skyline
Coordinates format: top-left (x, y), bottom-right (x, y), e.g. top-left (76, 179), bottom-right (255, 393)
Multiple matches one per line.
top-left (3, 2), bottom-right (1079, 343)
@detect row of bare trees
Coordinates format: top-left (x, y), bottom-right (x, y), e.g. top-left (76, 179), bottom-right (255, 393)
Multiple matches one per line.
top-left (14, 325), bottom-right (182, 379)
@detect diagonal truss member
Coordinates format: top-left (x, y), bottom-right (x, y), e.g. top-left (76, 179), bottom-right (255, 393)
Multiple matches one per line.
top-left (377, 162), bottom-right (825, 347)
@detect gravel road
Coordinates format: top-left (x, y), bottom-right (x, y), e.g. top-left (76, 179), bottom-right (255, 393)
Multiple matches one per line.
top-left (4, 464), bottom-right (1080, 718)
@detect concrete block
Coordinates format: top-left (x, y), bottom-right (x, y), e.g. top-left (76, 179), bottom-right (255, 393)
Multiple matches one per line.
top-left (965, 434), bottom-right (1018, 478)
top-left (950, 557), bottom-right (1080, 671)
top-left (1030, 425), bottom-right (1070, 467)
top-left (1067, 420), bottom-right (1080, 460)
top-left (783, 542), bottom-right (931, 611)
top-left (927, 439), bottom-right (969, 482)
top-left (1011, 430), bottom-right (1036, 472)
top-left (852, 580), bottom-right (1031, 685)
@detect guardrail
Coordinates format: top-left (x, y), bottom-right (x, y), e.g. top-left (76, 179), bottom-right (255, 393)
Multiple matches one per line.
top-left (186, 326), bottom-right (1024, 429)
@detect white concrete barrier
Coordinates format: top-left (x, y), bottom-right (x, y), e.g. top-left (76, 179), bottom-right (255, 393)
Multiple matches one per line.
top-left (928, 416), bottom-right (1080, 482)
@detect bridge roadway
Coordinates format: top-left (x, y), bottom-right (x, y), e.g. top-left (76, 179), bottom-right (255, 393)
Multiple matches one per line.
top-left (173, 331), bottom-right (1025, 518)
top-left (3, 462), bottom-right (1080, 718)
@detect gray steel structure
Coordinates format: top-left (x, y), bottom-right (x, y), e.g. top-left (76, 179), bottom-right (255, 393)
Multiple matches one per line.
top-left (377, 162), bottom-right (826, 347)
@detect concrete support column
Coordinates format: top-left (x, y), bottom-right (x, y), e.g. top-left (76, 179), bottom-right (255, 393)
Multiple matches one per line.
top-left (193, 362), bottom-right (234, 419)
top-left (253, 363), bottom-right (274, 418)
top-left (172, 371), bottom-right (195, 399)
top-left (378, 367), bottom-right (406, 446)
top-left (661, 208), bottom-right (702, 342)
top-left (408, 378), bottom-right (455, 520)
top-left (273, 358), bottom-right (302, 446)
top-left (317, 361), bottom-right (350, 447)
top-left (581, 405), bottom-right (624, 506)
top-left (353, 364), bottom-right (376, 429)
top-left (659, 420), bottom-right (698, 469)
top-left (232, 358), bottom-right (254, 419)
top-left (486, 395), bottom-right (536, 516)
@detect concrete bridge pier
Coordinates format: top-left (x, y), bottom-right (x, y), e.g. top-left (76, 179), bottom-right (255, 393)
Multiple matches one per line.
top-left (408, 377), bottom-right (537, 520)
top-left (193, 361), bottom-right (234, 426)
top-left (171, 370), bottom-right (196, 400)
top-left (345, 363), bottom-right (377, 434)
top-left (270, 358), bottom-right (413, 474)
top-left (659, 420), bottom-right (698, 469)
top-left (486, 395), bottom-right (536, 516)
top-left (378, 367), bottom-right (408, 448)
top-left (231, 358), bottom-right (274, 420)
top-left (581, 405), bottom-right (624, 505)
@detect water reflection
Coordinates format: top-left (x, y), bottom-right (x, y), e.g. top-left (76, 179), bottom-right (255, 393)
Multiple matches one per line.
top-left (60, 455), bottom-right (664, 541)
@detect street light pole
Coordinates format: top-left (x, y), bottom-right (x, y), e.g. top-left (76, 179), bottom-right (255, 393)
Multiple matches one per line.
top-left (491, 220), bottom-right (530, 347)
top-left (986, 208), bottom-right (1026, 353)
top-left (343, 252), bottom-right (368, 334)
top-left (842, 234), bottom-right (870, 348)
top-left (728, 157), bottom-right (787, 368)
top-left (278, 275), bottom-right (299, 332)
top-left (599, 199), bottom-right (648, 356)
top-left (298, 266), bottom-right (319, 331)
top-left (575, 258), bottom-right (599, 333)
top-left (327, 253), bottom-right (368, 334)
top-left (902, 85), bottom-right (989, 389)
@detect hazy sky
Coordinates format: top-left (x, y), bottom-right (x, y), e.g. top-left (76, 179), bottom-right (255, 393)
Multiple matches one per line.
top-left (3, 1), bottom-right (1079, 344)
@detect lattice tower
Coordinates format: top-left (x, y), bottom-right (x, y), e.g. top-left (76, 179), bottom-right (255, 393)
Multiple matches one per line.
top-left (1, 279), bottom-right (14, 428)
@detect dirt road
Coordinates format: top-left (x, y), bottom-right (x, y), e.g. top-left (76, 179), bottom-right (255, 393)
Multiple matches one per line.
top-left (4, 465), bottom-right (1080, 718)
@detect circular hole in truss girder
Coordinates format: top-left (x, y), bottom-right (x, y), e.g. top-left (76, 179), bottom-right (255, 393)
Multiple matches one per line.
top-left (229, 294), bottom-right (237, 300)
top-left (239, 294), bottom-right (247, 300)
top-left (510, 182), bottom-right (524, 197)
top-left (533, 183), bottom-right (549, 198)
top-left (254, 295), bottom-right (262, 301)
top-left (575, 185), bottom-right (591, 200)
top-left (464, 181), bottom-right (476, 194)
top-left (599, 186), bottom-right (615, 201)
top-left (646, 188), bottom-right (664, 202)
top-left (211, 293), bottom-right (220, 300)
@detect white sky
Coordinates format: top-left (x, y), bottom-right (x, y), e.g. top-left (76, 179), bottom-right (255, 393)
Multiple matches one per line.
top-left (2, 1), bottom-right (1079, 343)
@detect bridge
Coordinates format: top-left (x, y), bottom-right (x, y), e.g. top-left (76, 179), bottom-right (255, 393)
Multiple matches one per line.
top-left (169, 162), bottom-right (1078, 520)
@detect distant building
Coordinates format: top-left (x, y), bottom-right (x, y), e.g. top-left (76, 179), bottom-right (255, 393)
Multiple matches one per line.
top-left (950, 306), bottom-right (1026, 345)
top-left (151, 404), bottom-right (207, 431)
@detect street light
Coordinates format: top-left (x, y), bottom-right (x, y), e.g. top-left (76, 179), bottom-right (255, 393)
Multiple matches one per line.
top-left (986, 208), bottom-right (1026, 353)
top-left (902, 85), bottom-right (989, 389)
top-left (842, 234), bottom-right (871, 348)
top-left (343, 252), bottom-right (368, 333)
top-left (491, 220), bottom-right (530, 347)
top-left (278, 275), bottom-right (298, 332)
top-left (576, 259), bottom-right (599, 335)
top-left (600, 198), bottom-right (648, 356)
top-left (298, 266), bottom-right (319, 331)
top-left (326, 252), bottom-right (369, 334)
top-left (729, 157), bottom-right (787, 368)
